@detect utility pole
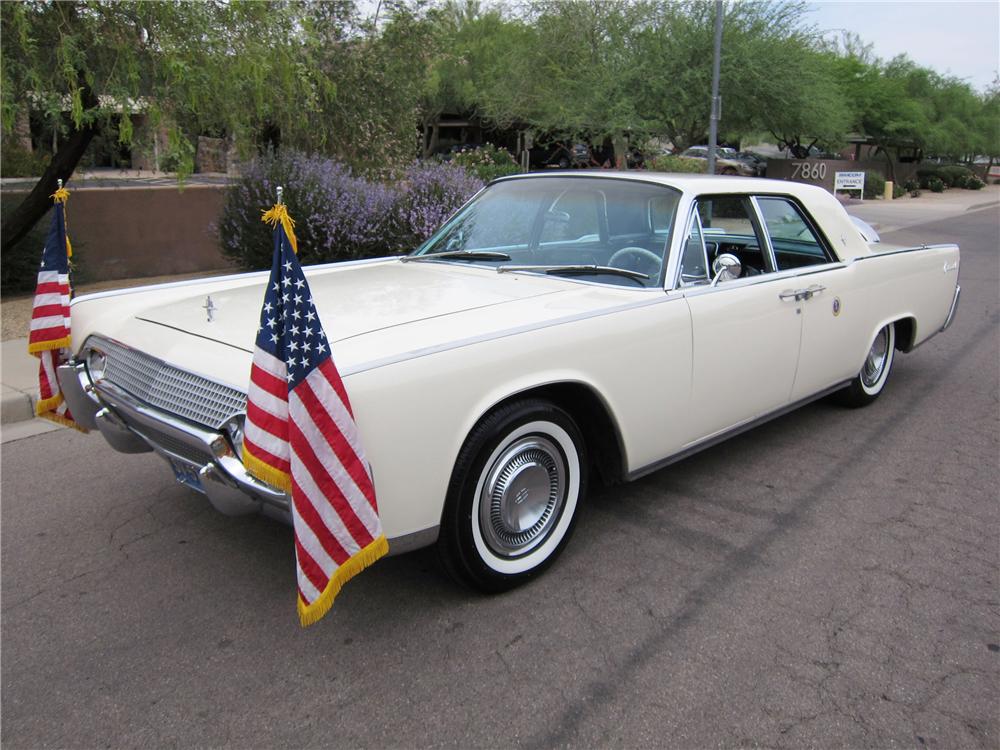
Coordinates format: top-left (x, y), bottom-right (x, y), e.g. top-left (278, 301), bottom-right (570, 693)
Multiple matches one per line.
top-left (706, 0), bottom-right (724, 175)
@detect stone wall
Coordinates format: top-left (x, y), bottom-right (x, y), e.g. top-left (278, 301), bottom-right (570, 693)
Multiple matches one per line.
top-left (766, 159), bottom-right (920, 192)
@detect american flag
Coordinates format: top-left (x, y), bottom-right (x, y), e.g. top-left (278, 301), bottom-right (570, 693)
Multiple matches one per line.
top-left (242, 200), bottom-right (387, 626)
top-left (28, 186), bottom-right (83, 430)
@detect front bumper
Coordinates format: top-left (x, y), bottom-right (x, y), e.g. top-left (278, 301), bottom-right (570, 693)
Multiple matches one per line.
top-left (57, 359), bottom-right (291, 523)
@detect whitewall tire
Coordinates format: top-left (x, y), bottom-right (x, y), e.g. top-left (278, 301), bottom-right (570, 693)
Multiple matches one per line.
top-left (438, 399), bottom-right (587, 592)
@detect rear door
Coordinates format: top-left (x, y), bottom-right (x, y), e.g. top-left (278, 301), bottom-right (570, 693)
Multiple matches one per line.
top-left (752, 196), bottom-right (857, 401)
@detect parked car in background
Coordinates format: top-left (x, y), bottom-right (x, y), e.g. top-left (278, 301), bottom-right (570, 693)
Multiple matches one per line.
top-left (735, 151), bottom-right (767, 176)
top-left (680, 146), bottom-right (756, 176)
top-left (59, 173), bottom-right (960, 593)
top-left (529, 141), bottom-right (591, 169)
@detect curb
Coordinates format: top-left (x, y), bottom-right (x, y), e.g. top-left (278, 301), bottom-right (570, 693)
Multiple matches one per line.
top-left (1, 387), bottom-right (34, 425)
top-left (967, 200), bottom-right (1000, 212)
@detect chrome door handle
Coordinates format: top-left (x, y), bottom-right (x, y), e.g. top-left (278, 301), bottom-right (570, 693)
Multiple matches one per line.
top-left (779, 284), bottom-right (826, 302)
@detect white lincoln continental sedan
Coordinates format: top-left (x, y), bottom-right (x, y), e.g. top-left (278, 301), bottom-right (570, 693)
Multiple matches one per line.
top-left (59, 173), bottom-right (960, 591)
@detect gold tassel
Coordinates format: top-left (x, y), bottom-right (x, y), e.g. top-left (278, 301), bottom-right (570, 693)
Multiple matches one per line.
top-left (298, 535), bottom-right (389, 627)
top-left (261, 203), bottom-right (298, 255)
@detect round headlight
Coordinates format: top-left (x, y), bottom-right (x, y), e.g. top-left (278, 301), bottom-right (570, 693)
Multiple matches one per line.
top-left (87, 349), bottom-right (107, 382)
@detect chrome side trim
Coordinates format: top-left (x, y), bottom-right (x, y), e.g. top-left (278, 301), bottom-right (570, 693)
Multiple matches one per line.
top-left (940, 284), bottom-right (961, 332)
top-left (387, 526), bottom-right (440, 557)
top-left (852, 242), bottom-right (959, 261)
top-left (626, 380), bottom-right (851, 481)
top-left (70, 256), bottom-right (394, 306)
top-left (677, 262), bottom-right (845, 300)
top-left (340, 294), bottom-right (681, 377)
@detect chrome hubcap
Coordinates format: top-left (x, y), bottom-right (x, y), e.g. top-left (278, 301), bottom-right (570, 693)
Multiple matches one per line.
top-left (862, 328), bottom-right (889, 388)
top-left (479, 436), bottom-right (565, 557)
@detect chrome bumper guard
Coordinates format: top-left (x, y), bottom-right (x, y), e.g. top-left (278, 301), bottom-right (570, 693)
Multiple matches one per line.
top-left (57, 360), bottom-right (291, 523)
top-left (940, 284), bottom-right (960, 332)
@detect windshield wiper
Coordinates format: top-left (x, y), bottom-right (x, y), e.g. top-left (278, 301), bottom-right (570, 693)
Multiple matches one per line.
top-left (497, 264), bottom-right (649, 283)
top-left (400, 250), bottom-right (511, 263)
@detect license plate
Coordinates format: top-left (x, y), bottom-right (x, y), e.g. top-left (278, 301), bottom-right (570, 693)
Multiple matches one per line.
top-left (170, 459), bottom-right (205, 493)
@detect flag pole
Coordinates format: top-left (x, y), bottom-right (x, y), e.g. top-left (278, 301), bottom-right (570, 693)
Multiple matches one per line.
top-left (276, 185), bottom-right (283, 205)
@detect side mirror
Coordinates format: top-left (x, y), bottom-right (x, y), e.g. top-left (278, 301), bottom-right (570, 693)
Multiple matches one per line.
top-left (711, 253), bottom-right (742, 286)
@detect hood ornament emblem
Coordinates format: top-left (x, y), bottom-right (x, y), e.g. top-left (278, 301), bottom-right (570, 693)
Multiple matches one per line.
top-left (203, 295), bottom-right (217, 323)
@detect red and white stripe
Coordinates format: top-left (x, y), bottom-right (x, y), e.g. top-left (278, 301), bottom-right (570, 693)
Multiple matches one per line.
top-left (243, 347), bottom-right (291, 474)
top-left (28, 269), bottom-right (71, 347)
top-left (243, 347), bottom-right (381, 607)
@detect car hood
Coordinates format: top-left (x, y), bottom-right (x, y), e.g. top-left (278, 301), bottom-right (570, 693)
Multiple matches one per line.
top-left (134, 259), bottom-right (571, 354)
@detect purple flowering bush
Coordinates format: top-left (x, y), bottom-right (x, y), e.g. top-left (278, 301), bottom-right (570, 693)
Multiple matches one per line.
top-left (220, 149), bottom-right (484, 270)
top-left (394, 161), bottom-right (485, 247)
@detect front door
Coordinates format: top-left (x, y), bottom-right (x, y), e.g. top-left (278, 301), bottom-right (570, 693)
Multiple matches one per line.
top-left (679, 195), bottom-right (802, 445)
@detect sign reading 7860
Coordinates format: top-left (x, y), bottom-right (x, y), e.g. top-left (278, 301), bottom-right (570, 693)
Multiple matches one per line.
top-left (791, 162), bottom-right (828, 181)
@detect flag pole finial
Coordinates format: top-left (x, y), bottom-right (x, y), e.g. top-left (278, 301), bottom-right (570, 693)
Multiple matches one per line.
top-left (57, 179), bottom-right (63, 190)
top-left (276, 186), bottom-right (283, 205)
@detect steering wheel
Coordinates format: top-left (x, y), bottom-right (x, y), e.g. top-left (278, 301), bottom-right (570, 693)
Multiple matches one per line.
top-left (608, 246), bottom-right (662, 277)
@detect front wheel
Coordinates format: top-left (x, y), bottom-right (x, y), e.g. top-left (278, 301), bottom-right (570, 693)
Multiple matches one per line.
top-left (837, 323), bottom-right (896, 408)
top-left (438, 399), bottom-right (587, 593)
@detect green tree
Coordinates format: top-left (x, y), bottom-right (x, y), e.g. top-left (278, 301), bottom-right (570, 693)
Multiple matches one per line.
top-left (630, 1), bottom-right (844, 153)
top-left (0, 0), bottom-right (326, 254)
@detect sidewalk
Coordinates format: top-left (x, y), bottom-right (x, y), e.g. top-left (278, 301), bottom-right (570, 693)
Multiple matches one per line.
top-left (846, 183), bottom-right (1000, 235)
top-left (2, 183), bottom-right (997, 438)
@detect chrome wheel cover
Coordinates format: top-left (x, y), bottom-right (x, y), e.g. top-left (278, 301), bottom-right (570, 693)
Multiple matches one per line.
top-left (861, 327), bottom-right (890, 388)
top-left (479, 436), bottom-right (566, 558)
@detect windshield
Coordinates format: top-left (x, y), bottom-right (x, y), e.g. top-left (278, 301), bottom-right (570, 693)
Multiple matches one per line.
top-left (412, 177), bottom-right (681, 288)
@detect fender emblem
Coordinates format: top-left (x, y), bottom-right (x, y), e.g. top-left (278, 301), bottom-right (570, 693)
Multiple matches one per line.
top-left (832, 297), bottom-right (842, 316)
top-left (203, 295), bottom-right (217, 322)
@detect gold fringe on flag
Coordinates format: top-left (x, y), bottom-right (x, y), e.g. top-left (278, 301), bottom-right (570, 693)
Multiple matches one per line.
top-left (261, 202), bottom-right (298, 255)
top-left (242, 448), bottom-right (293, 493)
top-left (27, 335), bottom-right (71, 355)
top-left (298, 535), bottom-right (389, 627)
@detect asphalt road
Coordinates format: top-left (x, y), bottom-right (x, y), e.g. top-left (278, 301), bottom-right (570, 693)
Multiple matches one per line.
top-left (2, 208), bottom-right (997, 749)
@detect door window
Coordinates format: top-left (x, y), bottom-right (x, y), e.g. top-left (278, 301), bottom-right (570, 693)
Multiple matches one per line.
top-left (679, 211), bottom-right (709, 285)
top-left (693, 195), bottom-right (771, 278)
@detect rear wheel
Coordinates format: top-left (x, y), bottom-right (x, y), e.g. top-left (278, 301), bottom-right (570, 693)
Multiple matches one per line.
top-left (837, 323), bottom-right (896, 407)
top-left (438, 399), bottom-right (587, 592)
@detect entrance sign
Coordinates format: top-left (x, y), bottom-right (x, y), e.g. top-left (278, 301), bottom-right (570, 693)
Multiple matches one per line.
top-left (835, 171), bottom-right (866, 199)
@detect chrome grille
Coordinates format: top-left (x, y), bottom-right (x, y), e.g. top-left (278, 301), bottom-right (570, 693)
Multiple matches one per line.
top-left (133, 424), bottom-right (214, 467)
top-left (86, 336), bottom-right (247, 429)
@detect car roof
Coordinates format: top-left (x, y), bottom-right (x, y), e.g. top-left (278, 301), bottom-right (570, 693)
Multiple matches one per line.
top-left (495, 170), bottom-right (824, 198)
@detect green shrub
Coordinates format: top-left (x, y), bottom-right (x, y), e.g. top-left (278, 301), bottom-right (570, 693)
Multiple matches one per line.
top-left (966, 176), bottom-right (985, 190)
top-left (649, 154), bottom-right (707, 174)
top-left (902, 178), bottom-right (920, 192)
top-left (892, 183), bottom-right (906, 199)
top-left (937, 165), bottom-right (974, 187)
top-left (928, 177), bottom-right (945, 193)
top-left (863, 170), bottom-right (885, 199)
top-left (1, 142), bottom-right (50, 178)
top-left (450, 144), bottom-right (520, 183)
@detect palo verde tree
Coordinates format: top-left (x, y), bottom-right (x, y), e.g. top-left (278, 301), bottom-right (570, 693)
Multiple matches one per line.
top-left (629, 0), bottom-right (846, 152)
top-left (0, 0), bottom-right (328, 255)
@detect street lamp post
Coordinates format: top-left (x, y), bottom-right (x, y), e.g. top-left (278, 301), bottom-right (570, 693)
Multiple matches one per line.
top-left (706, 0), bottom-right (724, 176)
